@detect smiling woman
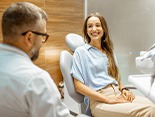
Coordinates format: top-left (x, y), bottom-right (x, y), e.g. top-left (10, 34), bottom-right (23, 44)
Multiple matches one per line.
top-left (71, 12), bottom-right (155, 117)
top-left (87, 0), bottom-right (155, 86)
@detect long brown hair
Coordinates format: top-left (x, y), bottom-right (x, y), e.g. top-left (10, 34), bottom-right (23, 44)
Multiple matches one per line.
top-left (83, 12), bottom-right (120, 82)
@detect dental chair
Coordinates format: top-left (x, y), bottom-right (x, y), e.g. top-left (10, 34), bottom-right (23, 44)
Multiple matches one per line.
top-left (60, 33), bottom-right (88, 116)
top-left (128, 44), bottom-right (155, 103)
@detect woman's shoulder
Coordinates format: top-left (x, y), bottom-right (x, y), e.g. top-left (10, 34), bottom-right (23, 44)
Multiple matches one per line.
top-left (73, 44), bottom-right (89, 60)
top-left (75, 43), bottom-right (89, 52)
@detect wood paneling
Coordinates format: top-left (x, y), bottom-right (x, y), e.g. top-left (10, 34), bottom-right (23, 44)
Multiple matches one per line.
top-left (0, 0), bottom-right (84, 87)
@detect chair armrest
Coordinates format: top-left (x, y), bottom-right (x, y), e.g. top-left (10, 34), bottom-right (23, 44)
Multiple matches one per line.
top-left (76, 114), bottom-right (90, 117)
top-left (125, 84), bottom-right (137, 90)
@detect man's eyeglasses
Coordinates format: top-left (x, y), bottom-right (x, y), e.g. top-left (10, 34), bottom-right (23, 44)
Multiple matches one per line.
top-left (21, 30), bottom-right (49, 43)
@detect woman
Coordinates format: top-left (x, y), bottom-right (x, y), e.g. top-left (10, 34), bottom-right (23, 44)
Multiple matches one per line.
top-left (71, 12), bottom-right (155, 117)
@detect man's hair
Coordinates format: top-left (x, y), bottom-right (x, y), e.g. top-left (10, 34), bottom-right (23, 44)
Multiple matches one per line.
top-left (2, 2), bottom-right (48, 41)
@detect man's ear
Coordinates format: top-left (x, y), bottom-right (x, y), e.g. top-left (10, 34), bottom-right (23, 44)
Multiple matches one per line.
top-left (23, 32), bottom-right (33, 47)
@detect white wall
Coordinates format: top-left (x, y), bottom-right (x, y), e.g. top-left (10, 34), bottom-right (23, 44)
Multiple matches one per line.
top-left (87, 0), bottom-right (155, 84)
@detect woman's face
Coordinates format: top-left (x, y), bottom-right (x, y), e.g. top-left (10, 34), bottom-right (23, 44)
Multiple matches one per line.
top-left (87, 16), bottom-right (104, 43)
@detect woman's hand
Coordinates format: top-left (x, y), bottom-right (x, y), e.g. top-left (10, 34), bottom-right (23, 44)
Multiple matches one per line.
top-left (121, 90), bottom-right (135, 102)
top-left (105, 95), bottom-right (130, 104)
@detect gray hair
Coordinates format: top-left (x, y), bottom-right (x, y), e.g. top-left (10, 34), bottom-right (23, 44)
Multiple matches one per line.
top-left (2, 2), bottom-right (48, 41)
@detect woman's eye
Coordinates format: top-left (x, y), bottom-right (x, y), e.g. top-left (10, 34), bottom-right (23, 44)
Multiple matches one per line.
top-left (88, 25), bottom-right (92, 28)
top-left (96, 24), bottom-right (101, 27)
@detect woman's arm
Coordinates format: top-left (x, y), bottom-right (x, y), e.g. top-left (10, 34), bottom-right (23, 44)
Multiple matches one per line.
top-left (74, 78), bottom-right (129, 104)
top-left (118, 81), bottom-right (125, 91)
top-left (74, 78), bottom-right (106, 101)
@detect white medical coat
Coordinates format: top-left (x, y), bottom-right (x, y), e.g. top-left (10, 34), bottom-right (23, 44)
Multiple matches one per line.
top-left (0, 44), bottom-right (71, 117)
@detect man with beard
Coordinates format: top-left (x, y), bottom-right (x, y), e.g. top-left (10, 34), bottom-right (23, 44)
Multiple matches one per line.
top-left (0, 2), bottom-right (71, 117)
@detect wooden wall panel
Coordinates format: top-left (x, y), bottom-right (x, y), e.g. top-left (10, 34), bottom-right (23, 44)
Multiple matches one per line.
top-left (0, 0), bottom-right (84, 87)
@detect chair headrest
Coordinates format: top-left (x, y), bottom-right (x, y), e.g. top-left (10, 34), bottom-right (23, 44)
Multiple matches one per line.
top-left (66, 33), bottom-right (85, 52)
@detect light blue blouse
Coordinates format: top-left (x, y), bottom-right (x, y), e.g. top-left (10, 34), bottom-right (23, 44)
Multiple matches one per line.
top-left (71, 43), bottom-right (118, 115)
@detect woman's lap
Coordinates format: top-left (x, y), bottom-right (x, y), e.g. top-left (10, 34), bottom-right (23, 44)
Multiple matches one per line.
top-left (90, 85), bottom-right (155, 117)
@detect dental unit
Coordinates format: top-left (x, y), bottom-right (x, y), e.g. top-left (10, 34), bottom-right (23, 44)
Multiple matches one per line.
top-left (129, 44), bottom-right (155, 103)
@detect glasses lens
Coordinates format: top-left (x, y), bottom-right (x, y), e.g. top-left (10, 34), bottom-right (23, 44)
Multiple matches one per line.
top-left (41, 36), bottom-right (46, 43)
top-left (42, 35), bottom-right (48, 43)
